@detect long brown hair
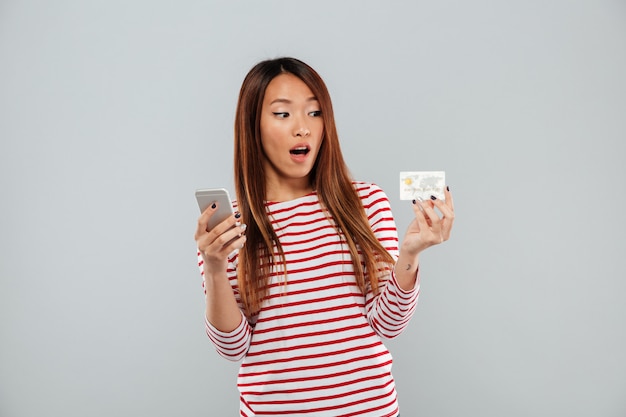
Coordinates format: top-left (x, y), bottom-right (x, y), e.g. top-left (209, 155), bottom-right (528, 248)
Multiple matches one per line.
top-left (234, 57), bottom-right (394, 318)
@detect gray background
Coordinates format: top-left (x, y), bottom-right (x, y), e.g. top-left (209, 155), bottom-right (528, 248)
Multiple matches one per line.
top-left (1, 1), bottom-right (625, 416)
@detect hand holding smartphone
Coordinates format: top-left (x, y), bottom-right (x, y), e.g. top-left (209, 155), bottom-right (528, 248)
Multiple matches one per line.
top-left (195, 188), bottom-right (235, 231)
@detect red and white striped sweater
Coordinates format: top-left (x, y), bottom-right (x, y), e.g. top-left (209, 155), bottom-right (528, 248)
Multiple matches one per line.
top-left (198, 182), bottom-right (419, 416)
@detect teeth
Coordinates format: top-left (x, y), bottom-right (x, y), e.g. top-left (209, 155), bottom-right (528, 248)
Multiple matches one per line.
top-left (291, 147), bottom-right (309, 155)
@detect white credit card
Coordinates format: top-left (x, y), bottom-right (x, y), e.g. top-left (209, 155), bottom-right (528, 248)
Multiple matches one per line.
top-left (400, 171), bottom-right (446, 201)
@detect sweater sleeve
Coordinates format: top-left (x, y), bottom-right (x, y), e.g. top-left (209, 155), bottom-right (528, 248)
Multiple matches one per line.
top-left (197, 250), bottom-right (253, 361)
top-left (356, 182), bottom-right (420, 339)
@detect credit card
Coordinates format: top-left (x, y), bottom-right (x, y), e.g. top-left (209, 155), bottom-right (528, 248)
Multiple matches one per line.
top-left (400, 171), bottom-right (446, 201)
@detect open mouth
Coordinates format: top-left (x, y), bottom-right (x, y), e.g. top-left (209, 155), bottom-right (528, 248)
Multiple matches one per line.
top-left (289, 146), bottom-right (310, 156)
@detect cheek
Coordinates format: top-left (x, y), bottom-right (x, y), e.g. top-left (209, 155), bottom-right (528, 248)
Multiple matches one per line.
top-left (259, 118), bottom-right (269, 140)
top-left (260, 119), bottom-right (286, 140)
top-left (313, 122), bottom-right (325, 141)
top-left (259, 121), bottom-right (275, 147)
top-left (259, 125), bottom-right (283, 155)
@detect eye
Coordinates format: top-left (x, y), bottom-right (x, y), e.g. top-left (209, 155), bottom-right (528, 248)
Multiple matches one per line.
top-left (309, 110), bottom-right (322, 117)
top-left (272, 112), bottom-right (289, 118)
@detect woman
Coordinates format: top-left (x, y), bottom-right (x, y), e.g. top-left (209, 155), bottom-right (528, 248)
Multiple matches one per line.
top-left (195, 57), bottom-right (454, 416)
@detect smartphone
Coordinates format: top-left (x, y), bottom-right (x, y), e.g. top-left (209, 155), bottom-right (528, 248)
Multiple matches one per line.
top-left (195, 188), bottom-right (235, 231)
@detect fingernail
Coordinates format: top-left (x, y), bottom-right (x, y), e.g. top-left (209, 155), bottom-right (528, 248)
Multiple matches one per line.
top-left (446, 186), bottom-right (450, 191)
top-left (412, 199), bottom-right (416, 205)
top-left (211, 203), bottom-right (216, 209)
top-left (430, 195), bottom-right (437, 200)
top-left (241, 224), bottom-right (247, 232)
top-left (234, 212), bottom-right (241, 219)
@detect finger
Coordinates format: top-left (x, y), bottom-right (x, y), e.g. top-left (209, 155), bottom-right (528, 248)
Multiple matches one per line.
top-left (433, 193), bottom-right (454, 241)
top-left (196, 209), bottom-right (242, 250)
top-left (227, 234), bottom-right (247, 252)
top-left (211, 212), bottom-right (242, 237)
top-left (423, 197), bottom-right (442, 232)
top-left (411, 199), bottom-right (431, 231)
top-left (219, 221), bottom-right (247, 246)
top-left (214, 227), bottom-right (247, 252)
top-left (431, 195), bottom-right (454, 220)
top-left (197, 200), bottom-right (223, 231)
top-left (444, 185), bottom-right (454, 212)
top-left (195, 203), bottom-right (217, 239)
top-left (415, 198), bottom-right (436, 226)
top-left (200, 222), bottom-right (247, 260)
top-left (413, 199), bottom-right (445, 246)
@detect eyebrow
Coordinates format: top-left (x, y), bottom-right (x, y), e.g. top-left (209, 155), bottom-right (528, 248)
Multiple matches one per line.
top-left (269, 96), bottom-right (319, 105)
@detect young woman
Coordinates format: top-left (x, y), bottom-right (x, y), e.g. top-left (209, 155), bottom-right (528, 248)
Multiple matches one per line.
top-left (194, 57), bottom-right (454, 416)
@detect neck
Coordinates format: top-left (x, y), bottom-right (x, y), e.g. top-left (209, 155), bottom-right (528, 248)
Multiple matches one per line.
top-left (265, 178), bottom-right (313, 202)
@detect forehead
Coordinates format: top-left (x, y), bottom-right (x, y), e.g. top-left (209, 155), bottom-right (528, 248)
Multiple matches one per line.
top-left (263, 73), bottom-right (316, 103)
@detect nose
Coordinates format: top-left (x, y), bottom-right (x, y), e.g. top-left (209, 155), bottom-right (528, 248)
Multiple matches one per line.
top-left (293, 115), bottom-right (311, 137)
top-left (294, 126), bottom-right (311, 137)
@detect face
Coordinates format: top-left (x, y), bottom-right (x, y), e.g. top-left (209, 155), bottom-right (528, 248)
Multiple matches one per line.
top-left (259, 73), bottom-right (324, 195)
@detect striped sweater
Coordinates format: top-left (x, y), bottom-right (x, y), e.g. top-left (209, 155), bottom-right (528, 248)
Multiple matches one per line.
top-left (198, 182), bottom-right (420, 416)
